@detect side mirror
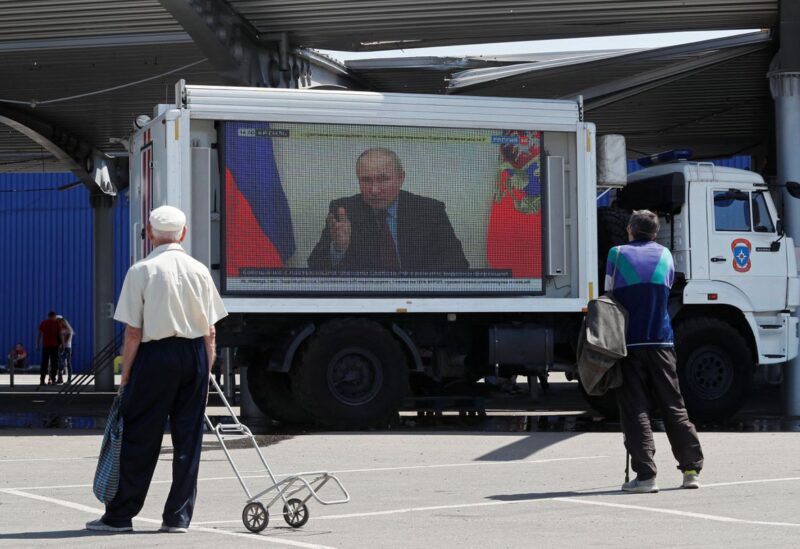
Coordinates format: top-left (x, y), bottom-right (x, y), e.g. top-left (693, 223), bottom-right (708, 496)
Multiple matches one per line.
top-left (787, 181), bottom-right (800, 199)
top-left (776, 218), bottom-right (784, 236)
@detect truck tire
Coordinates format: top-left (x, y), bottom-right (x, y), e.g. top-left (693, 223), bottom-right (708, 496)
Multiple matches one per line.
top-left (597, 207), bottom-right (630, 293)
top-left (247, 367), bottom-right (312, 425)
top-left (292, 318), bottom-right (409, 429)
top-left (674, 317), bottom-right (754, 423)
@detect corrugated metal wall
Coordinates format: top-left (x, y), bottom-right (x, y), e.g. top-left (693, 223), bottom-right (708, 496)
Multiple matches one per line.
top-left (0, 173), bottom-right (129, 374)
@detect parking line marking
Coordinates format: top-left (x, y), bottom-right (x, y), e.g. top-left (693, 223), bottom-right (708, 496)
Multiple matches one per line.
top-left (703, 476), bottom-right (800, 488)
top-left (191, 476), bottom-right (800, 526)
top-left (1, 488), bottom-right (338, 549)
top-left (7, 455), bottom-right (607, 491)
top-left (557, 497), bottom-right (800, 527)
top-left (331, 455), bottom-right (608, 474)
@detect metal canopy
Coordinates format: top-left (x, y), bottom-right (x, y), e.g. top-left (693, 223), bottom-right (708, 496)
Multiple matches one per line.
top-left (446, 31), bottom-right (776, 158)
top-left (0, 0), bottom-right (782, 175)
top-left (229, 0), bottom-right (776, 51)
top-left (348, 32), bottom-right (775, 159)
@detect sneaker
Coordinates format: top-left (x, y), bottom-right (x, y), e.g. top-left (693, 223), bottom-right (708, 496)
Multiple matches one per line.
top-left (682, 470), bottom-right (700, 489)
top-left (85, 518), bottom-right (132, 532)
top-left (621, 477), bottom-right (659, 493)
top-left (159, 523), bottom-right (188, 533)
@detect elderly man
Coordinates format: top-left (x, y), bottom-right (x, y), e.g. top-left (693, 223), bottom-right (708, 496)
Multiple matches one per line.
top-left (87, 205), bottom-right (227, 533)
top-left (308, 147), bottom-right (468, 272)
top-left (606, 209), bottom-right (704, 493)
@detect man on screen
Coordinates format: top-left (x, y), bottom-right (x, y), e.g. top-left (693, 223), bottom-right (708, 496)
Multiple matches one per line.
top-left (308, 147), bottom-right (469, 272)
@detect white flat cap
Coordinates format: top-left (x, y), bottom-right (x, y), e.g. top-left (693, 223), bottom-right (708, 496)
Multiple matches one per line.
top-left (149, 205), bottom-right (186, 232)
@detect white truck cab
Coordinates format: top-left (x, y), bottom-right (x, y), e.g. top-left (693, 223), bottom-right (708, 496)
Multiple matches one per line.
top-left (615, 162), bottom-right (800, 420)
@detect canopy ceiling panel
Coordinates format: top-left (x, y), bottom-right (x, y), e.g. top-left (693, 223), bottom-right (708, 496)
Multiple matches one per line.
top-left (230, 0), bottom-right (776, 51)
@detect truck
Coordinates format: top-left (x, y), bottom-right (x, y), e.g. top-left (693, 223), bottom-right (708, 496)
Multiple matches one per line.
top-left (127, 81), bottom-right (799, 428)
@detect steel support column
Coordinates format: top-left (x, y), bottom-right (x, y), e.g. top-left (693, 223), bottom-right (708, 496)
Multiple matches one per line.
top-left (92, 194), bottom-right (116, 391)
top-left (770, 0), bottom-right (800, 430)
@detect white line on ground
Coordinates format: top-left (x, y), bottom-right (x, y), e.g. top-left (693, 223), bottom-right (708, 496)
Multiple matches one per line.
top-left (0, 488), bottom-right (338, 549)
top-left (703, 476), bottom-right (800, 488)
top-left (189, 476), bottom-right (800, 527)
top-left (8, 455), bottom-right (608, 491)
top-left (557, 497), bottom-right (800, 528)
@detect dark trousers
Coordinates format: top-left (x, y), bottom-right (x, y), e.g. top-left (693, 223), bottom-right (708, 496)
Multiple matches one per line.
top-left (102, 337), bottom-right (208, 528)
top-left (41, 346), bottom-right (59, 383)
top-left (617, 347), bottom-right (704, 481)
top-left (59, 348), bottom-right (72, 383)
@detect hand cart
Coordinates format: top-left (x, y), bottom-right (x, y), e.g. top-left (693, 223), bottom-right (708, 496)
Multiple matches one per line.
top-left (204, 377), bottom-right (350, 532)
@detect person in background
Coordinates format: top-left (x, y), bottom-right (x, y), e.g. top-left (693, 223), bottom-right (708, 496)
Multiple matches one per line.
top-left (57, 316), bottom-right (74, 384)
top-left (7, 343), bottom-right (28, 387)
top-left (36, 311), bottom-right (61, 385)
top-left (86, 205), bottom-right (227, 534)
top-left (606, 210), bottom-right (704, 493)
top-left (8, 343), bottom-right (28, 369)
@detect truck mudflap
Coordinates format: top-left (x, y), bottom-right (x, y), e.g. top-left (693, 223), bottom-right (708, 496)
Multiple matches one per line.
top-left (787, 315), bottom-right (800, 362)
top-left (753, 312), bottom-right (799, 364)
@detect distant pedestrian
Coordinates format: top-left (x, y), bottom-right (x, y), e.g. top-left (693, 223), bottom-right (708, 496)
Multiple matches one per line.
top-left (7, 343), bottom-right (28, 387)
top-left (58, 316), bottom-right (74, 384)
top-left (36, 311), bottom-right (61, 385)
top-left (606, 210), bottom-right (704, 493)
top-left (86, 205), bottom-right (227, 534)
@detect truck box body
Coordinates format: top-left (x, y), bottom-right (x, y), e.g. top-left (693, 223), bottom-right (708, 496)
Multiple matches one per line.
top-left (130, 84), bottom-right (598, 315)
top-left (127, 83), bottom-right (798, 427)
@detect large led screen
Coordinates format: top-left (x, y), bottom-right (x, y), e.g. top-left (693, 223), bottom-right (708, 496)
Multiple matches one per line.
top-left (220, 121), bottom-right (544, 295)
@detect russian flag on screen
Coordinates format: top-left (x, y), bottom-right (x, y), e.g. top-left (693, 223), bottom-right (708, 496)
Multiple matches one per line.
top-left (486, 130), bottom-right (543, 279)
top-left (223, 121), bottom-right (296, 276)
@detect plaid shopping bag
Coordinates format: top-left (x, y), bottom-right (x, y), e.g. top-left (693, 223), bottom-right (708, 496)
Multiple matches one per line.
top-left (93, 388), bottom-right (124, 503)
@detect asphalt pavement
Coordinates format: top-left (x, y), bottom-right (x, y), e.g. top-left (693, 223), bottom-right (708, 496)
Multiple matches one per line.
top-left (1, 426), bottom-right (800, 548)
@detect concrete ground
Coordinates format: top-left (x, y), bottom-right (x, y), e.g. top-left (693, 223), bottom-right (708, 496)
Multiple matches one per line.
top-left (2, 426), bottom-right (800, 548)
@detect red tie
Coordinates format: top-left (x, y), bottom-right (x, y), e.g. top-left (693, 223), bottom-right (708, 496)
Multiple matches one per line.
top-left (379, 213), bottom-right (400, 271)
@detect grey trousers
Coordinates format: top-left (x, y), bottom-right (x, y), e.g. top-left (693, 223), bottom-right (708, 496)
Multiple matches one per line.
top-left (617, 347), bottom-right (704, 480)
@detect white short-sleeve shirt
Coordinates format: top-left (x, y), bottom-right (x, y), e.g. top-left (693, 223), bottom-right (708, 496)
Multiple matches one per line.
top-left (114, 243), bottom-right (228, 342)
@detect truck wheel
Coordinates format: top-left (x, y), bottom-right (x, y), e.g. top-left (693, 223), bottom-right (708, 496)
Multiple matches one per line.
top-left (597, 207), bottom-right (630, 293)
top-left (674, 318), bottom-right (754, 423)
top-left (292, 318), bottom-right (409, 429)
top-left (247, 367), bottom-right (312, 425)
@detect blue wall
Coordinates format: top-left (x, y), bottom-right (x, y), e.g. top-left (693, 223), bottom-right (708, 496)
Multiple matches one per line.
top-left (0, 174), bottom-right (129, 374)
top-left (626, 155), bottom-right (752, 174)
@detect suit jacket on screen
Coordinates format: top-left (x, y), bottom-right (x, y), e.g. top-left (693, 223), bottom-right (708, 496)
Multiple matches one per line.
top-left (308, 191), bottom-right (469, 272)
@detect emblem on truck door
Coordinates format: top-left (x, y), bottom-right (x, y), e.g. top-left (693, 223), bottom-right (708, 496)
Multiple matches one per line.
top-left (731, 238), bottom-right (752, 272)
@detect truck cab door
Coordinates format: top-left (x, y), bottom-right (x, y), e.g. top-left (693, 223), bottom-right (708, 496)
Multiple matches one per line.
top-left (707, 186), bottom-right (787, 311)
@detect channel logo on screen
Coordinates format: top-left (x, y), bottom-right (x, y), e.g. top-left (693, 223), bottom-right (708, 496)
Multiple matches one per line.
top-left (491, 135), bottom-right (521, 145)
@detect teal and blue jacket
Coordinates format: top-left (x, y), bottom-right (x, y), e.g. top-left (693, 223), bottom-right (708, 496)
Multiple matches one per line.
top-left (605, 240), bottom-right (674, 348)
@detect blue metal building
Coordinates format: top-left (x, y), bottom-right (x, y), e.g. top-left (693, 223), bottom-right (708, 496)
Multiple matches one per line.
top-left (0, 173), bottom-right (129, 374)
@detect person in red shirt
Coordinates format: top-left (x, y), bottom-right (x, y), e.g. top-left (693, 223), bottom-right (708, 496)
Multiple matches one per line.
top-left (37, 311), bottom-right (62, 385)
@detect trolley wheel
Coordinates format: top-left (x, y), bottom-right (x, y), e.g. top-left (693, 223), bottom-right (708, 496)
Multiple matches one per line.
top-left (242, 502), bottom-right (269, 533)
top-left (282, 498), bottom-right (309, 528)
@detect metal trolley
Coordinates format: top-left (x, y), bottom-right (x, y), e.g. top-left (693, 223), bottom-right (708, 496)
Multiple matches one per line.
top-left (204, 378), bottom-right (350, 532)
